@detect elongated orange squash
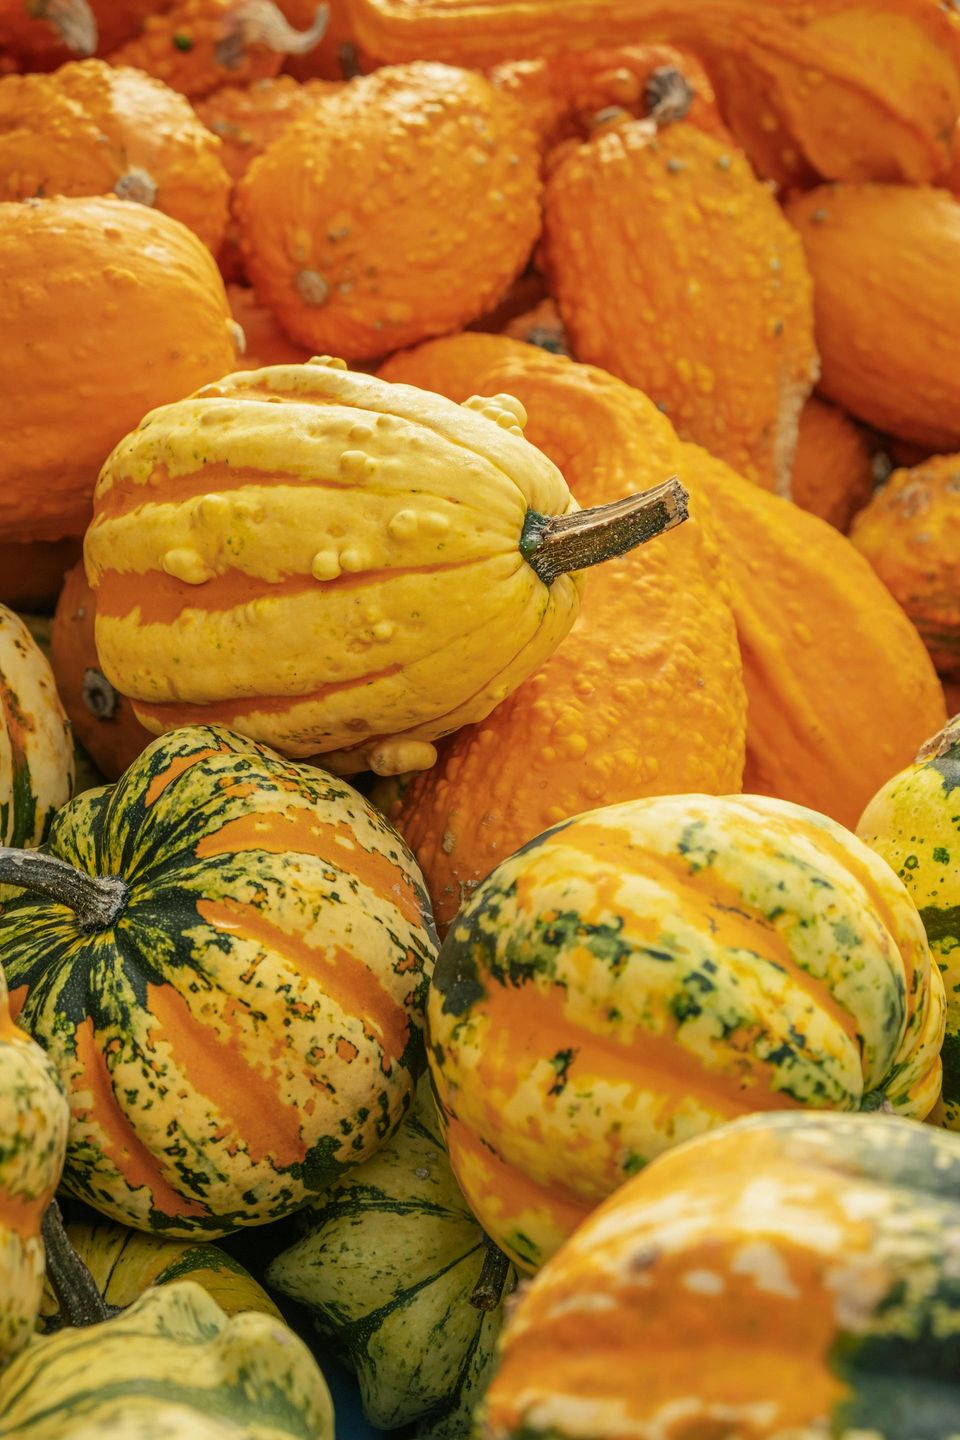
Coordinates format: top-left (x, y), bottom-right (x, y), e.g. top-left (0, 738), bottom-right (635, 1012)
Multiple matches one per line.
top-left (790, 396), bottom-right (876, 531)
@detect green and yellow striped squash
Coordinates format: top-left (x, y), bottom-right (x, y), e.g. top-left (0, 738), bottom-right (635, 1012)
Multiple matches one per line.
top-left (0, 1281), bottom-right (335, 1439)
top-left (0, 605), bottom-right (73, 848)
top-left (266, 1077), bottom-right (515, 1433)
top-left (482, 1110), bottom-right (960, 1440)
top-left (39, 1218), bottom-right (281, 1332)
top-left (429, 792), bottom-right (946, 1270)
top-left (858, 714), bottom-right (960, 1131)
top-left (0, 723), bottom-right (438, 1236)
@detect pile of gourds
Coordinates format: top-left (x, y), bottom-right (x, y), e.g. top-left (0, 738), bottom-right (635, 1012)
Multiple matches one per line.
top-left (1, 0), bottom-right (960, 1436)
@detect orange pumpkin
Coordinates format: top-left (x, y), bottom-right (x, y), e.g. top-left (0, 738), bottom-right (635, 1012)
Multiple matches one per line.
top-left (0, 195), bottom-right (239, 543)
top-left (0, 538), bottom-right (81, 614)
top-left (0, 60), bottom-right (230, 253)
top-left (542, 112), bottom-right (818, 493)
top-left (108, 0), bottom-right (328, 99)
top-left (790, 396), bottom-right (876, 531)
top-left (278, 0), bottom-right (372, 80)
top-left (850, 455), bottom-right (960, 678)
top-left (226, 283), bottom-right (314, 368)
top-left (236, 63), bottom-right (542, 360)
top-left (786, 183), bottom-right (960, 451)
top-left (0, 0), bottom-right (96, 71)
top-left (502, 298), bottom-right (570, 356)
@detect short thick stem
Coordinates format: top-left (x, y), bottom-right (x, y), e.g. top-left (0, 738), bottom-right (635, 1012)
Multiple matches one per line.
top-left (470, 1238), bottom-right (512, 1312)
top-left (42, 1201), bottom-right (112, 1328)
top-left (644, 66), bottom-right (695, 125)
top-left (33, 0), bottom-right (97, 54)
top-left (521, 476), bottom-right (688, 586)
top-left (0, 848), bottom-right (127, 932)
top-left (217, 1), bottom-right (328, 68)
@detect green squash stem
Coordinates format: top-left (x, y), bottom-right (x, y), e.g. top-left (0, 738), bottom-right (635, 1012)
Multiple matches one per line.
top-left (470, 1238), bottom-right (512, 1312)
top-left (42, 1201), bottom-right (113, 1327)
top-left (0, 847), bottom-right (127, 931)
top-left (520, 476), bottom-right (688, 586)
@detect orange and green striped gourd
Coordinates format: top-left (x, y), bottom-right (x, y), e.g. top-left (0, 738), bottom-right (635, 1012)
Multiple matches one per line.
top-left (1, 604), bottom-right (74, 848)
top-left (0, 723), bottom-right (438, 1236)
top-left (428, 792), bottom-right (945, 1270)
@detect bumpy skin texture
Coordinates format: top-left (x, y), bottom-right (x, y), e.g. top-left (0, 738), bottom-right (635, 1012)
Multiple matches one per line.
top-left (39, 1219), bottom-right (281, 1330)
top-left (86, 360), bottom-right (585, 776)
top-left (543, 117), bottom-right (818, 494)
top-left (787, 184), bottom-right (960, 451)
top-left (790, 396), bottom-right (875, 531)
top-left (859, 717), bottom-right (960, 1131)
top-left (379, 336), bottom-right (747, 932)
top-left (0, 1283), bottom-right (334, 1440)
top-left (429, 793), bottom-right (945, 1270)
top-left (267, 1077), bottom-right (513, 1432)
top-left (235, 63), bottom-right (542, 361)
top-left (850, 455), bottom-right (960, 677)
top-left (0, 195), bottom-right (238, 543)
top-left (482, 1111), bottom-right (960, 1439)
top-left (0, 538), bottom-right (81, 613)
top-left (350, 0), bottom-right (960, 190)
top-left (0, 61), bottom-right (230, 252)
top-left (0, 605), bottom-right (74, 847)
top-left (1, 725), bottom-right (438, 1234)
top-left (193, 75), bottom-right (336, 182)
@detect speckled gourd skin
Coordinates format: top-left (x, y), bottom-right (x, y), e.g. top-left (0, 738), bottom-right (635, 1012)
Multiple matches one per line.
top-left (85, 360), bottom-right (584, 776)
top-left (1, 724), bottom-right (438, 1235)
top-left (0, 60), bottom-right (230, 252)
top-left (482, 1110), bottom-right (960, 1440)
top-left (0, 604), bottom-right (74, 848)
top-left (235, 63), bottom-right (542, 360)
top-left (790, 396), bottom-right (875, 532)
top-left (428, 792), bottom-right (945, 1271)
top-left (0, 1283), bottom-right (334, 1440)
top-left (267, 1076), bottom-right (514, 1432)
top-left (0, 195), bottom-right (238, 544)
top-left (858, 717), bottom-right (960, 1131)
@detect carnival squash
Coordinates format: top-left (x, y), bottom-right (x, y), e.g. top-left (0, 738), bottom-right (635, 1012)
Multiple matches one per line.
top-left (267, 1076), bottom-right (514, 1432)
top-left (786, 183), bottom-right (960, 451)
top-left (482, 1109), bottom-right (960, 1438)
top-left (429, 792), bottom-right (945, 1269)
top-left (790, 397), bottom-right (876, 532)
top-left (0, 1282), bottom-right (334, 1439)
top-left (850, 455), bottom-right (960, 677)
top-left (0, 195), bottom-right (238, 544)
top-left (0, 0), bottom-right (96, 70)
top-left (0, 723), bottom-right (438, 1234)
top-left (858, 716), bottom-right (960, 1132)
top-left (0, 604), bottom-right (73, 847)
top-left (0, 539), bottom-right (81, 613)
top-left (86, 358), bottom-right (686, 775)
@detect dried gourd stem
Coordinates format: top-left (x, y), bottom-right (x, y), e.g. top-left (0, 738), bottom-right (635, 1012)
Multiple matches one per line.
top-left (82, 667), bottom-right (120, 720)
top-left (521, 476), bottom-right (688, 585)
top-left (470, 1238), bottom-right (512, 1312)
top-left (216, 1), bottom-right (328, 68)
top-left (0, 848), bottom-right (127, 932)
top-left (915, 714), bottom-right (960, 762)
top-left (32, 0), bottom-right (97, 55)
top-left (42, 1200), bottom-right (112, 1327)
top-left (643, 67), bottom-right (695, 125)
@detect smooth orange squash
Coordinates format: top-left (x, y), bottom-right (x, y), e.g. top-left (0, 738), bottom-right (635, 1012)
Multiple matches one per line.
top-left (790, 396), bottom-right (876, 531)
top-left (227, 283), bottom-right (315, 367)
top-left (0, 539), bottom-right (81, 614)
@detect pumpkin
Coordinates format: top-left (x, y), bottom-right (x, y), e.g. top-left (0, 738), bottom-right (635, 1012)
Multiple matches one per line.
top-left (790, 396), bottom-right (876, 531)
top-left (0, 0), bottom-right (96, 70)
top-left (849, 454), bottom-right (960, 677)
top-left (349, 0), bottom-right (960, 190)
top-left (858, 716), bottom-right (960, 1131)
top-left (0, 195), bottom-right (238, 544)
top-left (107, 0), bottom-right (328, 99)
top-left (0, 604), bottom-right (74, 848)
top-left (429, 791), bottom-right (945, 1270)
top-left (482, 1109), bottom-right (960, 1439)
top-left (0, 723), bottom-right (438, 1235)
top-left (85, 358), bottom-right (687, 777)
top-left (267, 1076), bottom-right (515, 1432)
top-left (226, 283), bottom-right (316, 368)
top-left (786, 183), bottom-right (960, 451)
top-left (49, 563), bottom-right (152, 782)
top-left (235, 63), bottom-right (542, 361)
top-left (501, 298), bottom-right (570, 356)
top-left (0, 539), bottom-right (81, 614)
top-left (0, 1282), bottom-right (334, 1439)
top-left (0, 61), bottom-right (230, 254)
top-left (378, 336), bottom-right (746, 933)
top-left (278, 0), bottom-right (370, 80)
top-left (542, 111), bottom-right (818, 494)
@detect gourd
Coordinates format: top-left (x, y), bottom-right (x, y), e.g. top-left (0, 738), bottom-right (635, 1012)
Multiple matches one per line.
top-left (349, 0), bottom-right (960, 191)
top-left (786, 183), bottom-right (960, 451)
top-left (850, 454), bottom-right (960, 676)
top-left (378, 335), bottom-right (746, 933)
top-left (0, 723), bottom-right (438, 1235)
top-left (501, 299), bottom-right (570, 356)
top-left (0, 195), bottom-right (239, 544)
top-left (227, 284), bottom-right (315, 367)
top-left (858, 717), bottom-right (960, 1131)
top-left (267, 1077), bottom-right (514, 1432)
top-left (235, 63), bottom-right (542, 360)
top-left (0, 539), bottom-right (81, 614)
top-left (429, 791), bottom-right (945, 1269)
top-left (1, 604), bottom-right (74, 847)
top-left (107, 0), bottom-right (328, 99)
top-left (790, 396), bottom-right (876, 531)
top-left (0, 61), bottom-right (230, 253)
top-left (85, 358), bottom-right (688, 776)
top-left (279, 0), bottom-right (366, 80)
top-left (542, 110), bottom-right (818, 494)
top-left (0, 0), bottom-right (96, 70)
top-left (481, 1110), bottom-right (960, 1439)
top-left (0, 1282), bottom-right (335, 1440)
